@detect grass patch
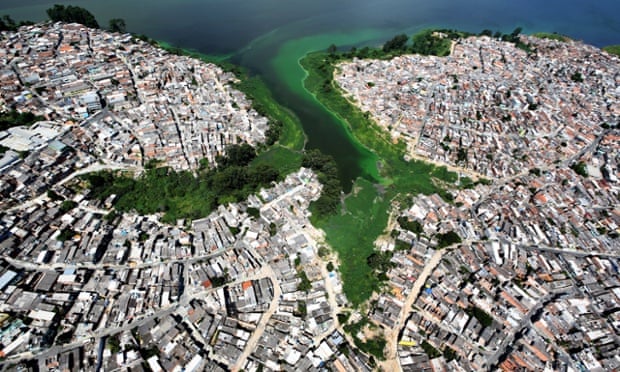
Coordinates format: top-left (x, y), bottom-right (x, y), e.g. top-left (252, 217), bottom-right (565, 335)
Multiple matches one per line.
top-left (156, 39), bottom-right (306, 153)
top-left (532, 32), bottom-right (570, 42)
top-left (603, 45), bottom-right (620, 57)
top-left (251, 145), bottom-right (302, 177)
top-left (235, 76), bottom-right (306, 151)
top-left (315, 178), bottom-right (390, 305)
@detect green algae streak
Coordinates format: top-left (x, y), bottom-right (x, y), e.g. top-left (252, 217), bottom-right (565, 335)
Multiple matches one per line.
top-left (271, 30), bottom-right (399, 184)
top-left (155, 39), bottom-right (306, 174)
top-left (299, 46), bottom-right (458, 306)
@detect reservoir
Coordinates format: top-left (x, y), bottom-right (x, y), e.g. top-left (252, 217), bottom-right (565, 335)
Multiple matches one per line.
top-left (2, 0), bottom-right (620, 189)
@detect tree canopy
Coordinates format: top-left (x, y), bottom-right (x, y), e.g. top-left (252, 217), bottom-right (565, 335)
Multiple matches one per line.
top-left (46, 5), bottom-right (99, 28)
top-left (83, 144), bottom-right (279, 223)
top-left (108, 18), bottom-right (126, 33)
top-left (302, 149), bottom-right (341, 218)
top-left (0, 110), bottom-right (43, 131)
top-left (411, 30), bottom-right (453, 56)
top-left (383, 34), bottom-right (409, 53)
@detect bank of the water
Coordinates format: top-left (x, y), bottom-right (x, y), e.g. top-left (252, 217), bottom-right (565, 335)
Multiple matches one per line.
top-left (268, 30), bottom-right (398, 189)
top-left (603, 45), bottom-right (620, 56)
top-left (299, 50), bottom-right (458, 306)
top-left (155, 40), bottom-right (306, 175)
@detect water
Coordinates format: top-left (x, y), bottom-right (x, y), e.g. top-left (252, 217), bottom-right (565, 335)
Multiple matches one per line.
top-left (3, 0), bottom-right (620, 188)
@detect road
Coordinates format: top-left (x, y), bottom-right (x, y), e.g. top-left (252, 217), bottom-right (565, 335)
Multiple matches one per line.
top-left (380, 246), bottom-right (448, 371)
top-left (485, 294), bottom-right (553, 369)
top-left (6, 162), bottom-right (140, 214)
top-left (231, 265), bottom-right (281, 372)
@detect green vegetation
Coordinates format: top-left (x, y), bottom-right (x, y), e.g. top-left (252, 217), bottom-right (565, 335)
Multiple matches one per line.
top-left (337, 312), bottom-right (350, 324)
top-left (466, 306), bottom-right (494, 328)
top-left (296, 300), bottom-right (307, 318)
top-left (301, 45), bottom-right (459, 306)
top-left (47, 190), bottom-right (63, 202)
top-left (59, 200), bottom-right (77, 213)
top-left (443, 346), bottom-right (458, 361)
top-left (147, 39), bottom-right (306, 159)
top-left (435, 230), bottom-right (462, 249)
top-left (397, 216), bottom-right (423, 234)
top-left (108, 18), bottom-right (127, 33)
top-left (234, 76), bottom-right (305, 152)
top-left (532, 32), bottom-right (570, 42)
top-left (603, 45), bottom-right (620, 57)
top-left (367, 251), bottom-right (394, 282)
top-left (343, 317), bottom-right (386, 361)
top-left (246, 207), bottom-right (260, 219)
top-left (366, 251), bottom-right (394, 274)
top-left (570, 71), bottom-right (584, 83)
top-left (82, 144), bottom-right (280, 223)
top-left (107, 336), bottom-right (121, 354)
top-left (77, 39), bottom-right (307, 223)
top-left (411, 30), bottom-right (453, 56)
top-left (382, 34), bottom-right (409, 53)
top-left (302, 150), bottom-right (341, 218)
top-left (500, 27), bottom-right (533, 53)
top-left (297, 270), bottom-right (312, 292)
top-left (570, 161), bottom-right (588, 177)
top-left (421, 340), bottom-right (441, 358)
top-left (0, 15), bottom-right (33, 32)
top-left (46, 4), bottom-right (99, 28)
top-left (481, 27), bottom-right (533, 53)
top-left (0, 110), bottom-right (43, 131)
top-left (57, 228), bottom-right (76, 242)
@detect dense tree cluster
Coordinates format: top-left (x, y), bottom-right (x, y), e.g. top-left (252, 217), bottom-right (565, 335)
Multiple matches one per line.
top-left (411, 30), bottom-right (454, 56)
top-left (83, 144), bottom-right (280, 223)
top-left (382, 34), bottom-right (409, 53)
top-left (570, 161), bottom-right (588, 177)
top-left (46, 4), bottom-right (99, 28)
top-left (302, 149), bottom-right (341, 218)
top-left (0, 110), bottom-right (43, 131)
top-left (0, 15), bottom-right (33, 32)
top-left (397, 216), bottom-right (423, 234)
top-left (435, 230), bottom-right (462, 249)
top-left (265, 120), bottom-right (283, 146)
top-left (480, 27), bottom-right (532, 53)
top-left (108, 18), bottom-right (126, 33)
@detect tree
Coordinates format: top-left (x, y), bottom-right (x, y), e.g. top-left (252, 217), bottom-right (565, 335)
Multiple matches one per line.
top-left (397, 216), bottom-right (423, 234)
top-left (436, 231), bottom-right (462, 249)
top-left (366, 252), bottom-right (394, 273)
top-left (570, 161), bottom-right (588, 177)
top-left (109, 18), bottom-right (126, 33)
top-left (297, 271), bottom-right (312, 292)
top-left (217, 143), bottom-right (256, 168)
top-left (570, 71), bottom-right (584, 82)
top-left (46, 5), bottom-right (99, 28)
top-left (327, 44), bottom-right (337, 55)
top-left (60, 200), bottom-right (77, 213)
top-left (411, 30), bottom-right (452, 56)
top-left (0, 15), bottom-right (17, 31)
top-left (383, 34), bottom-right (409, 53)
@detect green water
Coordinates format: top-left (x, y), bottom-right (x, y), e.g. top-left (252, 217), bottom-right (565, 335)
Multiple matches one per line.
top-left (3, 0), bottom-right (620, 189)
top-left (271, 31), bottom-right (393, 186)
